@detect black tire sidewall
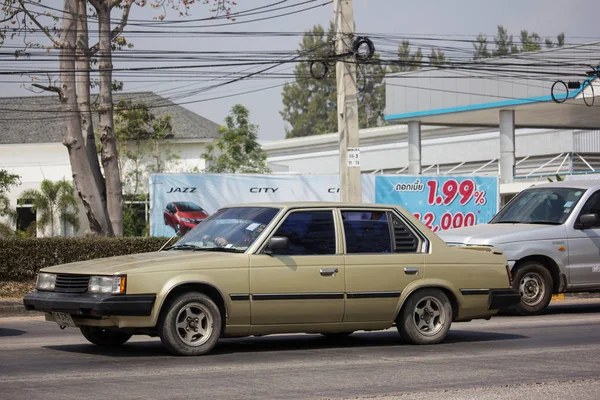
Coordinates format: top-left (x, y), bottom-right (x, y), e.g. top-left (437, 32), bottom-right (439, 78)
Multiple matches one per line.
top-left (397, 288), bottom-right (452, 345)
top-left (159, 292), bottom-right (222, 356)
top-left (512, 261), bottom-right (553, 316)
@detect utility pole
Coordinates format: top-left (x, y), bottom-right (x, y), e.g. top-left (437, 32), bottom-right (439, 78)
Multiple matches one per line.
top-left (334, 0), bottom-right (361, 203)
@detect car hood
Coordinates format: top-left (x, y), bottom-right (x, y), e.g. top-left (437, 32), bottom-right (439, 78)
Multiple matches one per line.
top-left (436, 223), bottom-right (566, 245)
top-left (42, 250), bottom-right (242, 275)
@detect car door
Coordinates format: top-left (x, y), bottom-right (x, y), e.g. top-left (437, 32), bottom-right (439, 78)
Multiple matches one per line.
top-left (567, 190), bottom-right (600, 285)
top-left (164, 203), bottom-right (175, 228)
top-left (342, 209), bottom-right (424, 322)
top-left (248, 209), bottom-right (345, 325)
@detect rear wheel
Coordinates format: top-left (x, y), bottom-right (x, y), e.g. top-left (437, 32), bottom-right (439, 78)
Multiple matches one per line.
top-left (397, 288), bottom-right (452, 345)
top-left (159, 292), bottom-right (222, 356)
top-left (513, 261), bottom-right (553, 316)
top-left (80, 326), bottom-right (132, 347)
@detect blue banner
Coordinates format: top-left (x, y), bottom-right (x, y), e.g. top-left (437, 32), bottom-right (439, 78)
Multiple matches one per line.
top-left (375, 175), bottom-right (499, 232)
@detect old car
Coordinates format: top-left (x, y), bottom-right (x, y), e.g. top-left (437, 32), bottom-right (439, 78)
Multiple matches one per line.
top-left (163, 201), bottom-right (209, 235)
top-left (24, 202), bottom-right (519, 356)
top-left (438, 180), bottom-right (600, 316)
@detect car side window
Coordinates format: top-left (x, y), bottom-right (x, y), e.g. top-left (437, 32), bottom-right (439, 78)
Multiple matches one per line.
top-left (271, 210), bottom-right (336, 255)
top-left (578, 191), bottom-right (600, 227)
top-left (391, 213), bottom-right (420, 253)
top-left (341, 210), bottom-right (392, 253)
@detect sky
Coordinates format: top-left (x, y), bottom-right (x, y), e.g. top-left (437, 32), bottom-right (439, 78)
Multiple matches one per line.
top-left (2, 0), bottom-right (600, 141)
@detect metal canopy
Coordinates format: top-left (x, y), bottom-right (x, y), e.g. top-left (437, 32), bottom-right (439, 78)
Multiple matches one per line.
top-left (384, 42), bottom-right (600, 129)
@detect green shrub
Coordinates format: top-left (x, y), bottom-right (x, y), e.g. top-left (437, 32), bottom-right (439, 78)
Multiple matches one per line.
top-left (0, 237), bottom-right (171, 282)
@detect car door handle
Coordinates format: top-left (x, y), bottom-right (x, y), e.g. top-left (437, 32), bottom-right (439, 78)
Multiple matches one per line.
top-left (404, 267), bottom-right (419, 275)
top-left (320, 268), bottom-right (339, 276)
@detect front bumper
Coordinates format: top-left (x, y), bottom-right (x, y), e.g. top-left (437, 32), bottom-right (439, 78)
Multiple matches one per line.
top-left (23, 291), bottom-right (156, 317)
top-left (488, 289), bottom-right (521, 310)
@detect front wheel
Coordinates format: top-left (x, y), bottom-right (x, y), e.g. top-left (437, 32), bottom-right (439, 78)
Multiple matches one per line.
top-left (159, 292), bottom-right (222, 356)
top-left (80, 326), bottom-right (132, 347)
top-left (513, 261), bottom-right (553, 316)
top-left (397, 288), bottom-right (452, 345)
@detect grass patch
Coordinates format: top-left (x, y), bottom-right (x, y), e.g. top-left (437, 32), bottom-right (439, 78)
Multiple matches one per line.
top-left (0, 280), bottom-right (35, 300)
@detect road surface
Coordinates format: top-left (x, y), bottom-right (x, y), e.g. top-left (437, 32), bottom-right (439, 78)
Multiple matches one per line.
top-left (1, 299), bottom-right (600, 400)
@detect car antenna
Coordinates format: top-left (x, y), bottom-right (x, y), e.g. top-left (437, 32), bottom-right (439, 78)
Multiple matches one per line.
top-left (159, 231), bottom-right (180, 252)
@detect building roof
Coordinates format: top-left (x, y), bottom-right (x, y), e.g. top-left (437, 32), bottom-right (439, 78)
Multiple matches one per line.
top-left (0, 92), bottom-right (220, 144)
top-left (384, 41), bottom-right (600, 129)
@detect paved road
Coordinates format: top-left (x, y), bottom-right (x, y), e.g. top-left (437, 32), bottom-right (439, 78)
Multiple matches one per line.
top-left (2, 300), bottom-right (600, 400)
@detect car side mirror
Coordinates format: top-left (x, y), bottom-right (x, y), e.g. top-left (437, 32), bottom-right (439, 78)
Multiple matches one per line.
top-left (265, 236), bottom-right (289, 255)
top-left (578, 213), bottom-right (600, 229)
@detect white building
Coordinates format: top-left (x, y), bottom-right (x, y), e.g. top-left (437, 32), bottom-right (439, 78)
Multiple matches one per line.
top-left (0, 92), bottom-right (220, 236)
top-left (265, 42), bottom-right (600, 204)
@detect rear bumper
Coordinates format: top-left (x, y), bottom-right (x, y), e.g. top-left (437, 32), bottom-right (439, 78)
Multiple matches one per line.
top-left (23, 291), bottom-right (156, 317)
top-left (488, 289), bottom-right (521, 310)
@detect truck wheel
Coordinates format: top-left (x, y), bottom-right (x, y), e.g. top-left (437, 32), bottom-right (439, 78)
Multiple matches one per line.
top-left (159, 292), bottom-right (222, 356)
top-left (397, 288), bottom-right (452, 345)
top-left (80, 326), bottom-right (132, 347)
top-left (513, 261), bottom-right (553, 316)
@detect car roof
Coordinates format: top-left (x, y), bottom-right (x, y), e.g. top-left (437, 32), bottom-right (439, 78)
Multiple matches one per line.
top-left (528, 179), bottom-right (600, 190)
top-left (222, 201), bottom-right (402, 210)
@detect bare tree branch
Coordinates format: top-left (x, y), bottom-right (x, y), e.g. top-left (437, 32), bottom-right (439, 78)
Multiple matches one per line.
top-left (88, 0), bottom-right (133, 56)
top-left (17, 0), bottom-right (65, 48)
top-left (32, 83), bottom-right (61, 94)
top-left (0, 9), bottom-right (20, 23)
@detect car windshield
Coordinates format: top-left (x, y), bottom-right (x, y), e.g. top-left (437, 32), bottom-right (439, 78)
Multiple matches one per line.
top-left (169, 206), bottom-right (280, 252)
top-left (175, 202), bottom-right (205, 212)
top-left (491, 187), bottom-right (587, 225)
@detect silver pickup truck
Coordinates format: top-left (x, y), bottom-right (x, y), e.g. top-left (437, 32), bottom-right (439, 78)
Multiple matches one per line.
top-left (438, 180), bottom-right (600, 315)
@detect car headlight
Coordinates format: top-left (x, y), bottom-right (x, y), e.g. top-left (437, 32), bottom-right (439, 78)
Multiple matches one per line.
top-left (181, 218), bottom-right (194, 223)
top-left (88, 275), bottom-right (126, 294)
top-left (36, 273), bottom-right (56, 290)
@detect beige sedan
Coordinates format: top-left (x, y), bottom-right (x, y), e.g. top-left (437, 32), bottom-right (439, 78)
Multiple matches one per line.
top-left (24, 202), bottom-right (520, 356)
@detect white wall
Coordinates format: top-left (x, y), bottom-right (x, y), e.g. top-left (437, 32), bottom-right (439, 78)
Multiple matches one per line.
top-left (0, 140), bottom-right (210, 236)
top-left (266, 128), bottom-right (577, 174)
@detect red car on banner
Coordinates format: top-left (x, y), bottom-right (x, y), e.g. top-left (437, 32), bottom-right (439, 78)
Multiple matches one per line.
top-left (163, 201), bottom-right (209, 235)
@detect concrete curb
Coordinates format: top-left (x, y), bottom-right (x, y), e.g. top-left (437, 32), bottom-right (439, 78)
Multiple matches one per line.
top-left (2, 292), bottom-right (600, 318)
top-left (0, 300), bottom-right (42, 318)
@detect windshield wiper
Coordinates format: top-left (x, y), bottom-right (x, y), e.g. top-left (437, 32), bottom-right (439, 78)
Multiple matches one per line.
top-left (168, 244), bottom-right (202, 251)
top-left (493, 220), bottom-right (523, 224)
top-left (527, 221), bottom-right (562, 225)
top-left (199, 247), bottom-right (245, 253)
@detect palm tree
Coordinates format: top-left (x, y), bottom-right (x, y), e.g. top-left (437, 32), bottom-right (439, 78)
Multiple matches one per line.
top-left (19, 179), bottom-right (80, 237)
top-left (0, 193), bottom-right (17, 237)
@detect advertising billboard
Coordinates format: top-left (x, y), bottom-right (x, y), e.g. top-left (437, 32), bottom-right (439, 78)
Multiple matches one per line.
top-left (375, 175), bottom-right (499, 232)
top-left (149, 173), bottom-right (499, 237)
top-left (150, 173), bottom-right (376, 237)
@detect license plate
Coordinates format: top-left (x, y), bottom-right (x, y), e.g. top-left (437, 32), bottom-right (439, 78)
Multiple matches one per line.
top-left (52, 312), bottom-right (76, 328)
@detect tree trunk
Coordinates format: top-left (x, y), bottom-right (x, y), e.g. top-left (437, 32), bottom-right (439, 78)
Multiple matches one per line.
top-left (76, 0), bottom-right (108, 213)
top-left (60, 0), bottom-right (111, 236)
top-left (96, 3), bottom-right (124, 235)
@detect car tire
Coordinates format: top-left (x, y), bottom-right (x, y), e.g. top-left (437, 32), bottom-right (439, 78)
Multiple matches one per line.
top-left (159, 292), bottom-right (222, 356)
top-left (397, 288), bottom-right (452, 345)
top-left (512, 261), bottom-right (553, 316)
top-left (80, 326), bottom-right (132, 347)
top-left (320, 331), bottom-right (354, 339)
